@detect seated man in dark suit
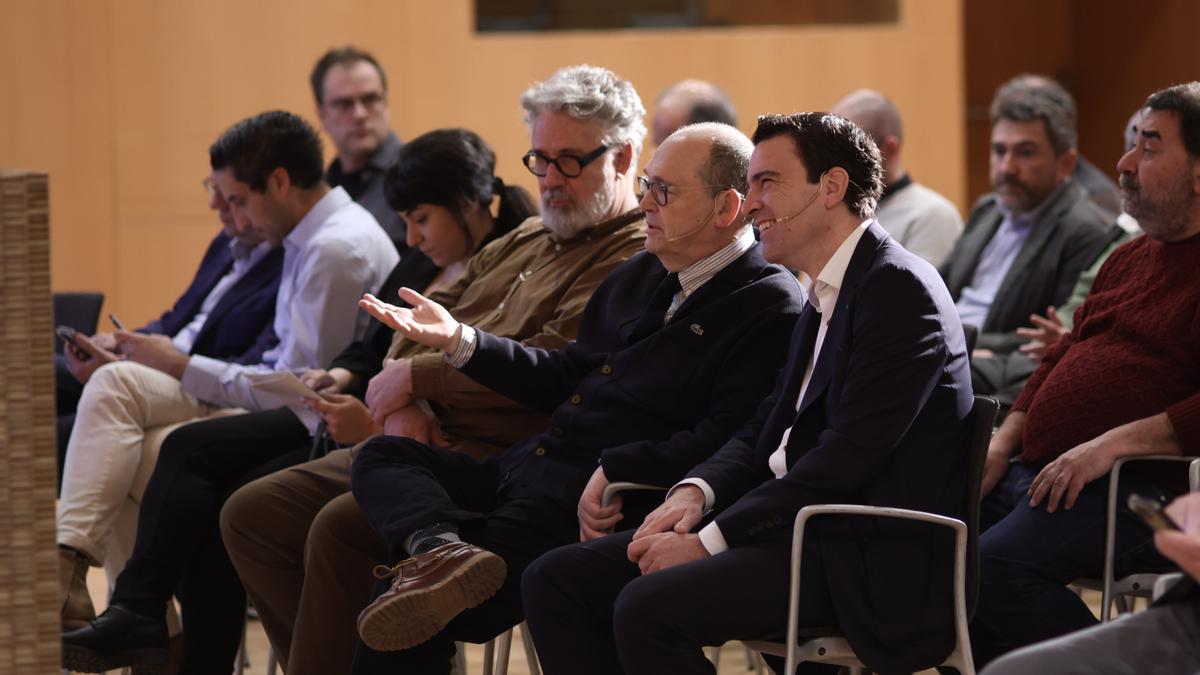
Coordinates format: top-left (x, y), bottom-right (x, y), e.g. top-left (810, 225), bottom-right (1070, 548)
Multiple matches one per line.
top-left (55, 180), bottom-right (283, 481)
top-left (970, 82), bottom-right (1200, 668)
top-left (347, 121), bottom-right (805, 674)
top-left (940, 76), bottom-right (1115, 397)
top-left (522, 112), bottom-right (974, 675)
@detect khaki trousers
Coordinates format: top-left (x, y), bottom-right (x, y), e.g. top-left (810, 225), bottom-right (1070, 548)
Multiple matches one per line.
top-left (58, 361), bottom-right (245, 637)
top-left (220, 447), bottom-right (385, 675)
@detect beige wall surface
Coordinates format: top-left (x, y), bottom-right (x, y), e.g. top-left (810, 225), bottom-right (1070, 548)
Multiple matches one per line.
top-left (0, 0), bottom-right (963, 327)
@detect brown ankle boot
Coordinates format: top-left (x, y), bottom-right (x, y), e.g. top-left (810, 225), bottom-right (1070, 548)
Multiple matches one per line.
top-left (59, 546), bottom-right (95, 630)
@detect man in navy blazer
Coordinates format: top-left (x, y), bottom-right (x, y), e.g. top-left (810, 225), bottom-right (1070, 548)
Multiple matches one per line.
top-left (55, 180), bottom-right (282, 479)
top-left (522, 112), bottom-right (975, 675)
top-left (345, 123), bottom-right (805, 673)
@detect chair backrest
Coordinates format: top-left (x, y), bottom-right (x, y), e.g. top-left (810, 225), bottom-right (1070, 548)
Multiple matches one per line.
top-left (53, 292), bottom-right (104, 354)
top-left (964, 395), bottom-right (999, 619)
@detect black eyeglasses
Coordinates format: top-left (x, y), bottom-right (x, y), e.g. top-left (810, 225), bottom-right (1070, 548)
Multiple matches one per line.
top-left (522, 144), bottom-right (610, 178)
top-left (202, 177), bottom-right (219, 199)
top-left (636, 176), bottom-right (741, 207)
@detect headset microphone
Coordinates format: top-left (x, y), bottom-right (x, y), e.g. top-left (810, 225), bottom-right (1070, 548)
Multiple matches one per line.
top-left (663, 218), bottom-right (713, 243)
top-left (752, 189), bottom-right (820, 232)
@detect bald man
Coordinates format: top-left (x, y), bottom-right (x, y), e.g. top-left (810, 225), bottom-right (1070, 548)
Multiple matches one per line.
top-left (832, 88), bottom-right (963, 266)
top-left (651, 79), bottom-right (738, 146)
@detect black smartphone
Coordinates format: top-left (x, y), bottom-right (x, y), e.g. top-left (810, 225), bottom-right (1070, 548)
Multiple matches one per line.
top-left (55, 325), bottom-right (91, 361)
top-left (1128, 494), bottom-right (1181, 532)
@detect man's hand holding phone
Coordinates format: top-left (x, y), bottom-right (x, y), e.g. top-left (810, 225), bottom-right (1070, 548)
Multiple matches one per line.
top-left (59, 327), bottom-right (122, 385)
top-left (1154, 493), bottom-right (1200, 583)
top-left (114, 331), bottom-right (190, 379)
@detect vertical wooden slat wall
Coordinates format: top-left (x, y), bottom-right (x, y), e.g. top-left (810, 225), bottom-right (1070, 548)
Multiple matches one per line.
top-left (0, 170), bottom-right (60, 673)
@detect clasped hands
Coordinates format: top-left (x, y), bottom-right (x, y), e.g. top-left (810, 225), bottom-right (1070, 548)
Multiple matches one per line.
top-left (576, 472), bottom-right (711, 575)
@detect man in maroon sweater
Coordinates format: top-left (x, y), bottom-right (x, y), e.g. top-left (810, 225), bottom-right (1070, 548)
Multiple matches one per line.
top-left (970, 82), bottom-right (1200, 667)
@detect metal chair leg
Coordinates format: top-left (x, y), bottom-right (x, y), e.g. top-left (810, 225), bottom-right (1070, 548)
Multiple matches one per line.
top-left (493, 629), bottom-right (514, 675)
top-left (482, 638), bottom-right (496, 675)
top-left (519, 622), bottom-right (541, 675)
top-left (453, 642), bottom-right (468, 674)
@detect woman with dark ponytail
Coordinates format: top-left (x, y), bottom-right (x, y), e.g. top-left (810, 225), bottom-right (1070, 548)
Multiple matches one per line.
top-left (381, 128), bottom-right (536, 294)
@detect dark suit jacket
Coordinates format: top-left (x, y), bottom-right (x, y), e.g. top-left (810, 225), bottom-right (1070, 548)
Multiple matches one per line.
top-left (940, 181), bottom-right (1114, 353)
top-left (140, 233), bottom-right (283, 365)
top-left (459, 244), bottom-right (805, 516)
top-left (689, 222), bottom-right (975, 672)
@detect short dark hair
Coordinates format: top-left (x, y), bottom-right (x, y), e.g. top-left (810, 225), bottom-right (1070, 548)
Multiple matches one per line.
top-left (383, 128), bottom-right (536, 235)
top-left (990, 75), bottom-right (1078, 154)
top-left (1145, 82), bottom-right (1200, 159)
top-left (209, 111), bottom-right (325, 192)
top-left (310, 46), bottom-right (387, 105)
top-left (751, 112), bottom-right (884, 218)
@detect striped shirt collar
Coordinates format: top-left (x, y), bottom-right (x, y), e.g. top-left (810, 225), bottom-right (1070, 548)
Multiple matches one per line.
top-left (677, 227), bottom-right (756, 301)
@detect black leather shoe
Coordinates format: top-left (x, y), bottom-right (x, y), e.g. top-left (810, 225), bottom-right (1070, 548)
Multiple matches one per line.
top-left (61, 604), bottom-right (169, 674)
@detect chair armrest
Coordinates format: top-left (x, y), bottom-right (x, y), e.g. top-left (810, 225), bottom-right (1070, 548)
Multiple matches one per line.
top-left (601, 482), bottom-right (666, 508)
top-left (792, 504), bottom-right (967, 533)
top-left (778, 505), bottom-right (969, 674)
top-left (1152, 572), bottom-right (1185, 602)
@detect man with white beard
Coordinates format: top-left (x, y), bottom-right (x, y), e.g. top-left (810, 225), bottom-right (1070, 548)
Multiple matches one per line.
top-left (219, 64), bottom-right (647, 675)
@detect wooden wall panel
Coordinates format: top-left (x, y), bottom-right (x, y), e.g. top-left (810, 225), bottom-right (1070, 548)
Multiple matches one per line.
top-left (1071, 0), bottom-right (1200, 185)
top-left (1, 0), bottom-right (964, 327)
top-left (964, 0), bottom-right (1200, 211)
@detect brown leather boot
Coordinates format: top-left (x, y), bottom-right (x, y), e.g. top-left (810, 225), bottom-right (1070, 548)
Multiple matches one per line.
top-left (59, 546), bottom-right (95, 631)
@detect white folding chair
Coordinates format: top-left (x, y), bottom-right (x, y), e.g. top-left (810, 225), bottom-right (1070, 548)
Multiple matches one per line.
top-left (742, 394), bottom-right (997, 675)
top-left (1072, 454), bottom-right (1198, 621)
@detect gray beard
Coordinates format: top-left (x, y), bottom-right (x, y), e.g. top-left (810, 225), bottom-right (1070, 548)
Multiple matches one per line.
top-left (541, 183), bottom-right (617, 239)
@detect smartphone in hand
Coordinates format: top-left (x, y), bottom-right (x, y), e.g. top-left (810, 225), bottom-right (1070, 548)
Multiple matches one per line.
top-left (56, 325), bottom-right (92, 361)
top-left (1128, 494), bottom-right (1181, 532)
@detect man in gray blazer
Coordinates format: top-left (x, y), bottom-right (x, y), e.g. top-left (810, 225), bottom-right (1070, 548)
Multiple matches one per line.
top-left (940, 79), bottom-right (1115, 396)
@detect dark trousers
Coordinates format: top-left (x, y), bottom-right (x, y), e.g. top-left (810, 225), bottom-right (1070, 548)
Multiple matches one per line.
top-left (522, 530), bottom-right (838, 675)
top-left (348, 437), bottom-right (579, 675)
top-left (969, 352), bottom-right (1038, 409)
top-left (110, 407), bottom-right (311, 674)
top-left (970, 461), bottom-right (1175, 667)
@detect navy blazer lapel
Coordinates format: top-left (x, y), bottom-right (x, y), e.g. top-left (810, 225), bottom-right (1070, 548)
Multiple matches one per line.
top-left (167, 245), bottom-right (234, 336)
top-left (796, 222), bottom-right (886, 416)
top-left (192, 247), bottom-right (282, 349)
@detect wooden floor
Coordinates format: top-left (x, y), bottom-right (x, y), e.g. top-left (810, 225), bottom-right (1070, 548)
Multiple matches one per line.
top-left (82, 567), bottom-right (1113, 674)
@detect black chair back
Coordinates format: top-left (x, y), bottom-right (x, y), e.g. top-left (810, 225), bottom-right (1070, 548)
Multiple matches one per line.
top-left (53, 292), bottom-right (104, 354)
top-left (965, 395), bottom-right (999, 619)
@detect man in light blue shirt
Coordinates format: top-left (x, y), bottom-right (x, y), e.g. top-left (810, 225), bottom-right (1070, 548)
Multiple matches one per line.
top-left (939, 77), bottom-right (1113, 396)
top-left (57, 111), bottom-right (396, 650)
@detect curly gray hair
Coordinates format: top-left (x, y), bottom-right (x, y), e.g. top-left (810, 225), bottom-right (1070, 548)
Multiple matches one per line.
top-left (520, 65), bottom-right (647, 155)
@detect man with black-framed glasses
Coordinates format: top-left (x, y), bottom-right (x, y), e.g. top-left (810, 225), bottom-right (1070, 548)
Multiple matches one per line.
top-left (311, 46), bottom-right (407, 251)
top-left (344, 120), bottom-right (804, 674)
top-left (220, 64), bottom-right (651, 675)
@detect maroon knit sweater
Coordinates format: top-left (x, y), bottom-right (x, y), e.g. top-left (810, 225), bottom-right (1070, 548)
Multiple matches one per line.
top-left (1013, 232), bottom-right (1200, 465)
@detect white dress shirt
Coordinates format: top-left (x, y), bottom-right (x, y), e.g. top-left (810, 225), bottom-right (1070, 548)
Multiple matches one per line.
top-left (679, 219), bottom-right (873, 555)
top-left (170, 239), bottom-right (274, 354)
top-left (180, 187), bottom-right (398, 413)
